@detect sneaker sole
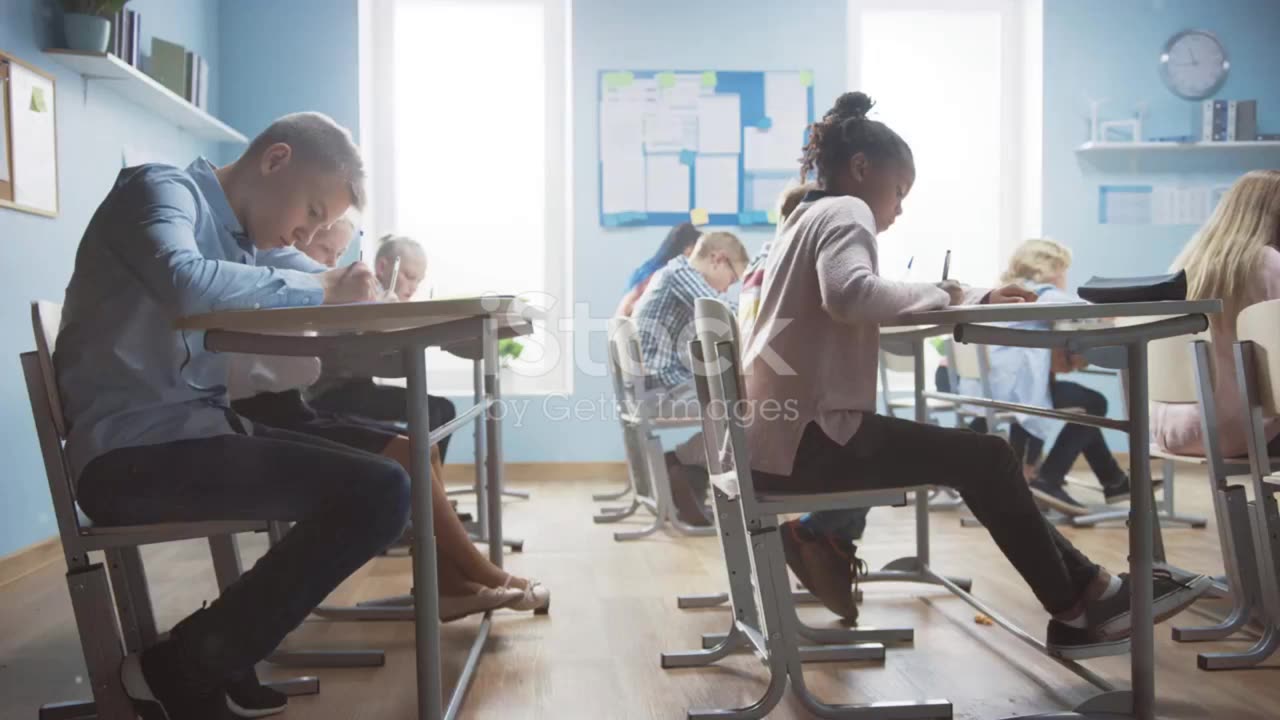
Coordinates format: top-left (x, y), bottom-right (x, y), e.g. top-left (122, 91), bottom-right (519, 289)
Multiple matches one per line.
top-left (120, 654), bottom-right (171, 720)
top-left (1030, 487), bottom-right (1089, 517)
top-left (1103, 492), bottom-right (1130, 504)
top-left (1098, 574), bottom-right (1214, 638)
top-left (227, 695), bottom-right (287, 719)
top-left (1047, 636), bottom-right (1131, 660)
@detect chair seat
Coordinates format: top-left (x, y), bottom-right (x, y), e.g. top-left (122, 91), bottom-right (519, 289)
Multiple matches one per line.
top-left (75, 507), bottom-right (267, 551)
top-left (759, 488), bottom-right (911, 514)
top-left (1147, 444), bottom-right (1267, 469)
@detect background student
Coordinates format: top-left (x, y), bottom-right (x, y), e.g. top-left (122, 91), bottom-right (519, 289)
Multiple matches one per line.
top-left (742, 91), bottom-right (1209, 652)
top-left (1154, 170), bottom-right (1280, 458)
top-left (958, 238), bottom-right (1130, 515)
top-left (615, 222), bottom-right (703, 317)
top-left (632, 230), bottom-right (750, 526)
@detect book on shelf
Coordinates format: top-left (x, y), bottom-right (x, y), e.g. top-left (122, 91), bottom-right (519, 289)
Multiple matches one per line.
top-left (1236, 100), bottom-right (1258, 141)
top-left (1200, 98), bottom-right (1260, 143)
top-left (150, 37), bottom-right (188, 98)
top-left (110, 9), bottom-right (141, 68)
top-left (197, 55), bottom-right (209, 110)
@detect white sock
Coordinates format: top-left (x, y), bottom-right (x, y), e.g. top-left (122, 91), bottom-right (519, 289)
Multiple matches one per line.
top-left (1062, 613), bottom-right (1088, 628)
top-left (1096, 574), bottom-right (1122, 602)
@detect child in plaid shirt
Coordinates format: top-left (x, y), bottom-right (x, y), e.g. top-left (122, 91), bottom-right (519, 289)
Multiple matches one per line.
top-left (631, 231), bottom-right (749, 524)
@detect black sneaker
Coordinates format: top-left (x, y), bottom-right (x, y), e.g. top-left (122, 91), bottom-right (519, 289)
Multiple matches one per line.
top-left (1090, 569), bottom-right (1213, 639)
top-left (1102, 476), bottom-right (1131, 504)
top-left (1045, 618), bottom-right (1130, 660)
top-left (225, 668), bottom-right (287, 718)
top-left (664, 452), bottom-right (712, 527)
top-left (1029, 479), bottom-right (1087, 516)
top-left (121, 641), bottom-right (231, 720)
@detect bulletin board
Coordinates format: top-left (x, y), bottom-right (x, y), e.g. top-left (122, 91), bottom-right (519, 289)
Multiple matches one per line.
top-left (598, 69), bottom-right (814, 228)
top-left (0, 50), bottom-right (59, 218)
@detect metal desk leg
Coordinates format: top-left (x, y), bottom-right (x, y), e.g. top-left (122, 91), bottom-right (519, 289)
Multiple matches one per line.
top-left (406, 345), bottom-right (444, 720)
top-left (484, 319), bottom-right (505, 571)
top-left (1127, 341), bottom-right (1155, 720)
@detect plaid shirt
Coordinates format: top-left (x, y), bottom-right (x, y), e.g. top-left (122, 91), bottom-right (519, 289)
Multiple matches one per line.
top-left (632, 255), bottom-right (734, 390)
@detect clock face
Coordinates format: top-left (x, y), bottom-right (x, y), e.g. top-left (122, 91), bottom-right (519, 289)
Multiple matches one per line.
top-left (1161, 30), bottom-right (1229, 100)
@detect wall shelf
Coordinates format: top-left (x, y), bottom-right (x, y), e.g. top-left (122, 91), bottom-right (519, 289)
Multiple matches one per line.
top-left (44, 49), bottom-right (246, 144)
top-left (1077, 140), bottom-right (1280, 153)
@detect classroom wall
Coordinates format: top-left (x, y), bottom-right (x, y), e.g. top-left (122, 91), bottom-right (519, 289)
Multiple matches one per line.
top-left (0, 0), bottom-right (224, 558)
top-left (216, 0), bottom-right (360, 167)
top-left (1042, 0), bottom-right (1280, 446)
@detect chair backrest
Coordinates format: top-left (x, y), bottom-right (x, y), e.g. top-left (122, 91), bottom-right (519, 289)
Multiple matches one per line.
top-left (691, 298), bottom-right (758, 507)
top-left (607, 316), bottom-right (647, 408)
top-left (24, 300), bottom-right (88, 546)
top-left (1116, 315), bottom-right (1210, 404)
top-left (1237, 299), bottom-right (1280, 415)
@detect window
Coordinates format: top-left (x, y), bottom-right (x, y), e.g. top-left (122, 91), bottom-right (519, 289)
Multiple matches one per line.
top-left (361, 0), bottom-right (572, 395)
top-left (847, 0), bottom-right (1041, 395)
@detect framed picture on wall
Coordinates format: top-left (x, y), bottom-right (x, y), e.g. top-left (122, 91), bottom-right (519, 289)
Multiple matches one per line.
top-left (0, 49), bottom-right (59, 218)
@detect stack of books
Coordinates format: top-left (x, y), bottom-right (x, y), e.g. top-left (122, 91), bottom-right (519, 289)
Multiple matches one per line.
top-left (109, 8), bottom-right (141, 68)
top-left (149, 38), bottom-right (209, 111)
top-left (1201, 99), bottom-right (1259, 142)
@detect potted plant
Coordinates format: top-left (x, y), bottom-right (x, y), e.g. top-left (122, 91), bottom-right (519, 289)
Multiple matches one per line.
top-left (497, 338), bottom-right (524, 369)
top-left (58, 0), bottom-right (128, 53)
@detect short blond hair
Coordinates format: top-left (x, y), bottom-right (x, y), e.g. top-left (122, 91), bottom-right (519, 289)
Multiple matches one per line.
top-left (247, 112), bottom-right (367, 210)
top-left (1001, 238), bottom-right (1073, 285)
top-left (375, 234), bottom-right (426, 266)
top-left (692, 231), bottom-right (749, 268)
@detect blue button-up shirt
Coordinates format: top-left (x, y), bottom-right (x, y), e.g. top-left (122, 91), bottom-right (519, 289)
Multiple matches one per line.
top-left (55, 158), bottom-right (325, 481)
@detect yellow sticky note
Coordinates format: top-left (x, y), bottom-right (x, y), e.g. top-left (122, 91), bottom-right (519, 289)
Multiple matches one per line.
top-left (798, 70), bottom-right (814, 88)
top-left (604, 71), bottom-right (634, 90)
top-left (657, 72), bottom-right (677, 89)
top-left (30, 86), bottom-right (47, 113)
top-left (700, 71), bottom-right (717, 89)
top-left (690, 208), bottom-right (710, 226)
top-left (767, 209), bottom-right (780, 224)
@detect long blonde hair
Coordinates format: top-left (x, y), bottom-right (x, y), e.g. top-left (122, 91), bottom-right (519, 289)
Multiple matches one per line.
top-left (1000, 238), bottom-right (1072, 285)
top-left (1173, 170), bottom-right (1280, 320)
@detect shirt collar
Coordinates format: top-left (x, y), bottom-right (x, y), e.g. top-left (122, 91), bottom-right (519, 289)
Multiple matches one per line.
top-left (186, 157), bottom-right (253, 252)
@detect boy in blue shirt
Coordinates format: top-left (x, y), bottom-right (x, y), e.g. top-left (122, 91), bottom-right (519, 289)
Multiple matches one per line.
top-left (56, 112), bottom-right (405, 719)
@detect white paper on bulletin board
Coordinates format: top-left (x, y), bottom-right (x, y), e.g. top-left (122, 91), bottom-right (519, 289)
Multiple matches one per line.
top-left (1099, 184), bottom-right (1227, 226)
top-left (8, 62), bottom-right (58, 215)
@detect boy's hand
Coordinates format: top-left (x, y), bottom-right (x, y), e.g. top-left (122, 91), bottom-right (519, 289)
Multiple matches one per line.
top-left (986, 284), bottom-right (1038, 304)
top-left (936, 280), bottom-right (965, 306)
top-left (321, 263), bottom-right (381, 304)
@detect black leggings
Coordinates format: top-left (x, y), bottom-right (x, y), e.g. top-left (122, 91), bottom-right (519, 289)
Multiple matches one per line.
top-left (310, 379), bottom-right (458, 460)
top-left (756, 417), bottom-right (1099, 614)
top-left (1031, 380), bottom-right (1126, 487)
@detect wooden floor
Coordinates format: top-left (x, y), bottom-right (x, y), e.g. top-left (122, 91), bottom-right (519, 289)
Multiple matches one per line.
top-left (2, 463), bottom-right (1278, 720)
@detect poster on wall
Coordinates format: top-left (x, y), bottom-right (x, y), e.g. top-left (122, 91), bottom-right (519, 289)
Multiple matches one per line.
top-left (1, 50), bottom-right (59, 218)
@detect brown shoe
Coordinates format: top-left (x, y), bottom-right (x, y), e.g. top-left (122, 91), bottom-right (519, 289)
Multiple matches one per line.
top-left (780, 519), bottom-right (860, 624)
top-left (665, 453), bottom-right (712, 526)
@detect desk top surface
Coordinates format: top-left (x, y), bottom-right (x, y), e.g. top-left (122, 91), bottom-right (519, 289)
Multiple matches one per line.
top-left (177, 296), bottom-right (537, 334)
top-left (889, 299), bottom-right (1221, 327)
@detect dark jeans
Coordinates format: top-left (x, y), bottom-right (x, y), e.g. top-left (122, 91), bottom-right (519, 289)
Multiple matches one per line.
top-left (1035, 380), bottom-right (1126, 488)
top-left (311, 378), bottom-right (457, 460)
top-left (756, 417), bottom-right (1099, 614)
top-left (77, 424), bottom-right (411, 688)
top-left (231, 390), bottom-right (401, 455)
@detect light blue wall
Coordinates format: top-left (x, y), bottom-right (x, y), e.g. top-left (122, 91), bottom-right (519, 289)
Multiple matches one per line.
top-left (216, 0), bottom-right (359, 161)
top-left (1043, 0), bottom-right (1280, 446)
top-left (0, 0), bottom-right (226, 557)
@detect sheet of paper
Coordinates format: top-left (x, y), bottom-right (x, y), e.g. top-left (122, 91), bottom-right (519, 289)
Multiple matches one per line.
top-left (645, 153), bottom-right (690, 213)
top-left (764, 72), bottom-right (809, 133)
top-left (696, 95), bottom-right (741, 154)
top-left (600, 99), bottom-right (644, 163)
top-left (602, 149), bottom-right (645, 214)
top-left (694, 154), bottom-right (739, 214)
top-left (644, 109), bottom-right (697, 153)
top-left (659, 73), bottom-right (704, 109)
top-left (1098, 185), bottom-right (1151, 225)
top-left (690, 207), bottom-right (709, 226)
top-left (9, 64), bottom-right (57, 212)
top-left (749, 176), bottom-right (792, 214)
top-left (743, 125), bottom-right (805, 173)
top-left (1152, 186), bottom-right (1212, 226)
